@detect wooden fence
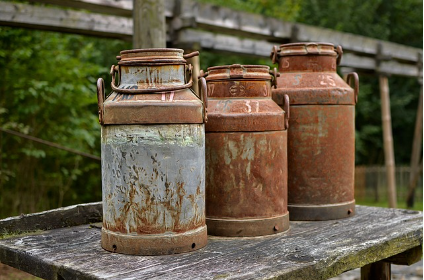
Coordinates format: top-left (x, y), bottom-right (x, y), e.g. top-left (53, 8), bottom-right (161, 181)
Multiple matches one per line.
top-left (355, 166), bottom-right (423, 204)
top-left (0, 0), bottom-right (422, 77)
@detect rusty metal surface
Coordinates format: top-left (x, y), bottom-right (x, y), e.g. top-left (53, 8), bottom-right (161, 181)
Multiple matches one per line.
top-left (204, 64), bottom-right (285, 132)
top-left (288, 201), bottom-right (355, 221)
top-left (206, 130), bottom-right (289, 236)
top-left (101, 124), bottom-right (207, 255)
top-left (102, 89), bottom-right (203, 124)
top-left (287, 106), bottom-right (355, 205)
top-left (272, 42), bottom-right (357, 221)
top-left (206, 213), bottom-right (289, 237)
top-left (99, 48), bottom-right (205, 125)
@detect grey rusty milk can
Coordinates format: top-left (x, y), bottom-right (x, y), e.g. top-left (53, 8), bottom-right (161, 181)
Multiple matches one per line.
top-left (96, 48), bottom-right (208, 255)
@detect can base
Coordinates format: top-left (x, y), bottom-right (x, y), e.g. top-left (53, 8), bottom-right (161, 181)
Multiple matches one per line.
top-left (206, 213), bottom-right (290, 237)
top-left (101, 225), bottom-right (207, 255)
top-left (288, 200), bottom-right (355, 221)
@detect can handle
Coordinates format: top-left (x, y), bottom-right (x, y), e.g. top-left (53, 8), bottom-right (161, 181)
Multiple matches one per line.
top-left (96, 78), bottom-right (105, 125)
top-left (183, 51), bottom-right (200, 59)
top-left (198, 76), bottom-right (208, 123)
top-left (269, 67), bottom-right (280, 89)
top-left (336, 45), bottom-right (343, 65)
top-left (110, 64), bottom-right (193, 93)
top-left (346, 72), bottom-right (359, 104)
top-left (283, 94), bottom-right (290, 130)
top-left (270, 45), bottom-right (279, 64)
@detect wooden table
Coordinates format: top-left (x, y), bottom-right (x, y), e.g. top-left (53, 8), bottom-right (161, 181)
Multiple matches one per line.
top-left (0, 203), bottom-right (422, 279)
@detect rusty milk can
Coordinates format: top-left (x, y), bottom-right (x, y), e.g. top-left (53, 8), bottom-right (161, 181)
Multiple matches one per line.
top-left (200, 64), bottom-right (290, 236)
top-left (96, 48), bottom-right (208, 255)
top-left (270, 42), bottom-right (359, 221)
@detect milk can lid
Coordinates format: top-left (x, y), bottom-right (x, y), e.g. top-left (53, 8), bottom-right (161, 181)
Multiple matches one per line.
top-left (205, 64), bottom-right (272, 81)
top-left (117, 48), bottom-right (187, 65)
top-left (278, 42), bottom-right (337, 56)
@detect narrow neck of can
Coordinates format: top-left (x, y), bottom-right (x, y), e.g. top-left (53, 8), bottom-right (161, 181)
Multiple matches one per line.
top-left (119, 64), bottom-right (186, 90)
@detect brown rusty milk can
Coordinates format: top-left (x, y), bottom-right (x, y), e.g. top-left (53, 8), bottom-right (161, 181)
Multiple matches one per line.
top-left (96, 49), bottom-right (208, 255)
top-left (271, 42), bottom-right (359, 221)
top-left (200, 64), bottom-right (290, 236)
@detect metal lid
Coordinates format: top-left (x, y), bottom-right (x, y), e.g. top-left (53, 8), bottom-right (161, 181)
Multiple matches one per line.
top-left (278, 42), bottom-right (337, 56)
top-left (118, 48), bottom-right (187, 65)
top-left (206, 64), bottom-right (272, 81)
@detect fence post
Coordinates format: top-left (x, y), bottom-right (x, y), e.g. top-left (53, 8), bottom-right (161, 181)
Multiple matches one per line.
top-left (133, 0), bottom-right (166, 48)
top-left (406, 64), bottom-right (423, 207)
top-left (379, 75), bottom-right (397, 208)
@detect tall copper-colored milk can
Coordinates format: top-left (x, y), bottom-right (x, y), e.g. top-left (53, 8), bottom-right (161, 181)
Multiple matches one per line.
top-left (201, 64), bottom-right (290, 236)
top-left (96, 48), bottom-right (208, 255)
top-left (271, 43), bottom-right (359, 221)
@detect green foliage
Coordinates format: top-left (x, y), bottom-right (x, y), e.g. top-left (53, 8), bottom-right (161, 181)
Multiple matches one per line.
top-left (0, 27), bottom-right (130, 218)
top-left (197, 0), bottom-right (422, 166)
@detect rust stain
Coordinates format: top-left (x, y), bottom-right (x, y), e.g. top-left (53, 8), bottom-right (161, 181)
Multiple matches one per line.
top-left (271, 42), bottom-right (357, 220)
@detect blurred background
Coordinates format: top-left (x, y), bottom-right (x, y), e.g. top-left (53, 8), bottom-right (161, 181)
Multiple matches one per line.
top-left (0, 0), bottom-right (422, 220)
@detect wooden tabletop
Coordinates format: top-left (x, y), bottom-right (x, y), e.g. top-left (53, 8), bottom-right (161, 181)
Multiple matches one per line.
top-left (0, 203), bottom-right (422, 280)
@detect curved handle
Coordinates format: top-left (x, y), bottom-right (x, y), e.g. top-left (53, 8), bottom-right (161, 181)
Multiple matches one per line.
top-left (269, 67), bottom-right (280, 89)
top-left (198, 76), bottom-right (208, 123)
top-left (336, 45), bottom-right (343, 66)
top-left (270, 45), bottom-right (279, 64)
top-left (97, 78), bottom-right (105, 125)
top-left (110, 64), bottom-right (193, 94)
top-left (346, 72), bottom-right (359, 104)
top-left (283, 94), bottom-right (290, 130)
top-left (183, 51), bottom-right (200, 59)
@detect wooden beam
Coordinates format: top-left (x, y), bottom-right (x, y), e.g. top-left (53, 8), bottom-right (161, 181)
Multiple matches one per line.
top-left (1, 1), bottom-right (421, 77)
top-left (133, 0), bottom-right (166, 48)
top-left (406, 79), bottom-right (423, 207)
top-left (26, 0), bottom-right (175, 18)
top-left (0, 1), bottom-right (132, 40)
top-left (361, 261), bottom-right (391, 280)
top-left (379, 75), bottom-right (397, 208)
top-left (385, 245), bottom-right (423, 265)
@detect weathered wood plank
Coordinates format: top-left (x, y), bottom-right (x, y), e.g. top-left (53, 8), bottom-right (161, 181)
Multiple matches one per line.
top-left (26, 0), bottom-right (175, 18)
top-left (361, 260), bottom-right (391, 280)
top-left (133, 0), bottom-right (167, 48)
top-left (0, 206), bottom-right (422, 280)
top-left (0, 202), bottom-right (102, 238)
top-left (385, 245), bottom-right (422, 265)
top-left (0, 2), bottom-right (132, 40)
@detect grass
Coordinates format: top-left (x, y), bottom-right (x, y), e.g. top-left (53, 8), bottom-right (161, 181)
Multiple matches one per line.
top-left (355, 197), bottom-right (423, 211)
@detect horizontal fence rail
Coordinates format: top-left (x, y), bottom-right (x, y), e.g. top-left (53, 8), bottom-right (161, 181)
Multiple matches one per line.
top-left (355, 165), bottom-right (423, 203)
top-left (0, 0), bottom-right (422, 77)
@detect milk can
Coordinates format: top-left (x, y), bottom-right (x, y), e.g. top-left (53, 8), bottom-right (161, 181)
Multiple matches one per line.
top-left (96, 48), bottom-right (208, 255)
top-left (200, 64), bottom-right (290, 236)
top-left (270, 42), bottom-right (359, 221)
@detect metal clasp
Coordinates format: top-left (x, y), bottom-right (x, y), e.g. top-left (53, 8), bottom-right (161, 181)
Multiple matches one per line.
top-left (229, 64), bottom-right (244, 79)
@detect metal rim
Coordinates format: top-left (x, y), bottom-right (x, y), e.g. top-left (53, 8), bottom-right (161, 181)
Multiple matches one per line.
top-left (207, 64), bottom-right (270, 71)
top-left (101, 226), bottom-right (208, 255)
top-left (279, 42), bottom-right (334, 48)
top-left (206, 213), bottom-right (290, 237)
top-left (120, 48), bottom-right (184, 54)
top-left (288, 200), bottom-right (355, 221)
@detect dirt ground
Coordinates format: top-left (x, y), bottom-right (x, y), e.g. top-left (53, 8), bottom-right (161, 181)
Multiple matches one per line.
top-left (0, 263), bottom-right (40, 280)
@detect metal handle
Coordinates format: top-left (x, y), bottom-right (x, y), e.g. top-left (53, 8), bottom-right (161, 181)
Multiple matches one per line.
top-left (346, 72), bottom-right (359, 104)
top-left (336, 45), bottom-right (343, 66)
top-left (183, 51), bottom-right (200, 59)
top-left (283, 94), bottom-right (290, 130)
top-left (199, 69), bottom-right (208, 78)
top-left (270, 45), bottom-right (279, 64)
top-left (269, 67), bottom-right (280, 89)
top-left (110, 64), bottom-right (193, 94)
top-left (198, 76), bottom-right (208, 123)
top-left (97, 78), bottom-right (105, 125)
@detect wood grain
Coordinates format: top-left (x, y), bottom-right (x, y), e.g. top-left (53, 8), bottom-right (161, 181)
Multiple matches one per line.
top-left (0, 205), bottom-right (422, 280)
